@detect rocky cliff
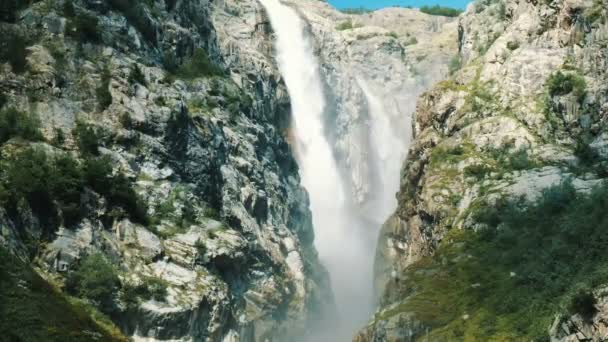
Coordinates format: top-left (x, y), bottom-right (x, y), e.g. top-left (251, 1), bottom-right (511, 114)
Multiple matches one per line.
top-left (0, 0), bottom-right (333, 340)
top-left (358, 0), bottom-right (608, 340)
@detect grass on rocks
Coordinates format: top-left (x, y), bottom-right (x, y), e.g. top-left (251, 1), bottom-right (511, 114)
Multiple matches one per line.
top-left (0, 248), bottom-right (127, 341)
top-left (377, 181), bottom-right (608, 340)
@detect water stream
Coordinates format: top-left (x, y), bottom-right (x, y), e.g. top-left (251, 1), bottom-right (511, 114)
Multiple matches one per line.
top-left (258, 0), bottom-right (405, 339)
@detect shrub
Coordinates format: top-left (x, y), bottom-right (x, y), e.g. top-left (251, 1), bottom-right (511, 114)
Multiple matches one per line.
top-left (73, 121), bottom-right (102, 155)
top-left (84, 155), bottom-right (148, 225)
top-left (1, 146), bottom-right (147, 229)
top-left (574, 139), bottom-right (599, 167)
top-left (386, 31), bottom-right (399, 39)
top-left (96, 68), bottom-right (112, 110)
top-left (50, 154), bottom-right (85, 226)
top-left (464, 163), bottom-right (493, 179)
top-left (0, 247), bottom-right (127, 341)
top-left (569, 290), bottom-right (597, 321)
top-left (0, 91), bottom-right (7, 108)
top-left (194, 238), bottom-right (206, 256)
top-left (336, 20), bottom-right (362, 30)
top-left (1, 149), bottom-right (86, 228)
top-left (0, 0), bottom-right (39, 23)
top-left (0, 107), bottom-right (43, 144)
top-left (390, 181), bottom-right (608, 340)
top-left (165, 0), bottom-right (177, 11)
top-left (546, 71), bottom-right (586, 99)
top-left (52, 127), bottom-right (65, 146)
top-left (105, 173), bottom-right (149, 225)
top-left (62, 0), bottom-right (75, 18)
top-left (0, 32), bottom-right (28, 73)
top-left (122, 276), bottom-right (167, 308)
top-left (66, 253), bottom-right (120, 313)
top-left (506, 41), bottom-right (520, 50)
top-left (2, 148), bottom-right (55, 221)
top-left (448, 55), bottom-right (462, 75)
top-left (507, 148), bottom-right (534, 170)
top-left (404, 36), bottom-right (418, 46)
top-left (430, 145), bottom-right (466, 167)
top-left (128, 64), bottom-right (147, 86)
top-left (175, 48), bottom-right (224, 79)
top-left (108, 0), bottom-right (157, 43)
top-left (144, 277), bottom-right (167, 301)
top-left (340, 7), bottom-right (373, 14)
top-left (420, 5), bottom-right (462, 17)
top-left (66, 12), bottom-right (102, 43)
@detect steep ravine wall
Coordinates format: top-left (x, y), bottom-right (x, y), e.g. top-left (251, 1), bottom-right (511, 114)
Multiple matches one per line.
top-left (0, 0), bottom-right (332, 340)
top-left (358, 0), bottom-right (608, 340)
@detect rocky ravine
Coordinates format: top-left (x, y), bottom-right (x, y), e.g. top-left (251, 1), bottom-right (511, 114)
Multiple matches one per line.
top-left (0, 0), bottom-right (334, 340)
top-left (358, 0), bottom-right (608, 340)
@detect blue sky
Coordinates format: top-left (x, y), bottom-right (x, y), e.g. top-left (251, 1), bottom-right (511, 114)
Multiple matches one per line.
top-left (328, 0), bottom-right (471, 10)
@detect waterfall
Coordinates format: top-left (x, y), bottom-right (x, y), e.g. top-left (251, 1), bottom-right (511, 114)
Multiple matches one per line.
top-left (258, 0), bottom-right (375, 339)
top-left (357, 78), bottom-right (407, 219)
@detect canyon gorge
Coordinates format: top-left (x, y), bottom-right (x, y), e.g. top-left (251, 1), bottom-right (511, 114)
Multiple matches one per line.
top-left (0, 0), bottom-right (607, 341)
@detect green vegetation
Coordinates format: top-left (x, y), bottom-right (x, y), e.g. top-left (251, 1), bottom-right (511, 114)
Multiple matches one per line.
top-left (84, 156), bottom-right (149, 225)
top-left (585, 0), bottom-right (606, 24)
top-left (0, 248), bottom-right (127, 341)
top-left (0, 91), bottom-right (7, 108)
top-left (430, 144), bottom-right (469, 167)
top-left (65, 12), bottom-right (102, 44)
top-left (0, 107), bottom-right (43, 144)
top-left (336, 20), bottom-right (362, 30)
top-left (175, 48), bottom-right (224, 79)
top-left (404, 36), bottom-right (418, 46)
top-left (386, 31), bottom-right (399, 39)
top-left (378, 181), bottom-right (608, 340)
top-left (506, 41), bottom-right (520, 50)
top-left (573, 136), bottom-right (600, 168)
top-left (0, 143), bottom-right (148, 233)
top-left (108, 0), bottom-right (157, 43)
top-left (122, 276), bottom-right (168, 308)
top-left (0, 31), bottom-right (28, 73)
top-left (73, 120), bottom-right (103, 155)
top-left (66, 253), bottom-right (120, 314)
top-left (463, 146), bottom-right (539, 180)
top-left (546, 70), bottom-right (586, 99)
top-left (0, 0), bottom-right (40, 23)
top-left (96, 68), bottom-right (113, 110)
top-left (339, 7), bottom-right (373, 15)
top-left (129, 64), bottom-right (147, 86)
top-left (448, 55), bottom-right (462, 75)
top-left (149, 187), bottom-right (197, 238)
top-left (420, 5), bottom-right (463, 17)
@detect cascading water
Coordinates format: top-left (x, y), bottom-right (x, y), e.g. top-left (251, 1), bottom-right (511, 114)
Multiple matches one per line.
top-left (258, 0), bottom-right (374, 339)
top-left (258, 0), bottom-right (410, 340)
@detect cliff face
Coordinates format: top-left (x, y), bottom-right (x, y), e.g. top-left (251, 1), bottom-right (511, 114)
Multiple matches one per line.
top-left (359, 0), bottom-right (608, 340)
top-left (0, 0), bottom-right (331, 340)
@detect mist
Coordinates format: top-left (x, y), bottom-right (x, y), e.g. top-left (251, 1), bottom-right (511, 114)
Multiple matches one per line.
top-left (258, 0), bottom-right (408, 339)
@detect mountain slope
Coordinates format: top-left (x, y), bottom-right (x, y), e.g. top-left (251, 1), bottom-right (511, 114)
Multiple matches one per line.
top-left (358, 0), bottom-right (608, 340)
top-left (0, 0), bottom-right (332, 340)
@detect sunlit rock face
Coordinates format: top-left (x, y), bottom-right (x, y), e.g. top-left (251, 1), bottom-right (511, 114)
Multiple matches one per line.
top-left (358, 0), bottom-right (608, 340)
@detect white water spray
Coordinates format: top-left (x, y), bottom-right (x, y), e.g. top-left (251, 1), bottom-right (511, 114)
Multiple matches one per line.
top-left (258, 0), bottom-right (375, 339)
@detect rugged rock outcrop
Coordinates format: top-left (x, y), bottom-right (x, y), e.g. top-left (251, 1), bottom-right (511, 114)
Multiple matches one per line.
top-left (0, 0), bottom-right (332, 340)
top-left (359, 0), bottom-right (608, 340)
